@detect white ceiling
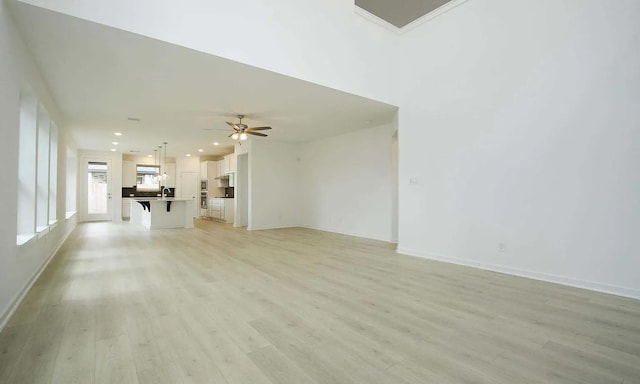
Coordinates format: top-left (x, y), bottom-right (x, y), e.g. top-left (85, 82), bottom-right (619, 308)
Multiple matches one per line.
top-left (8, 1), bottom-right (397, 158)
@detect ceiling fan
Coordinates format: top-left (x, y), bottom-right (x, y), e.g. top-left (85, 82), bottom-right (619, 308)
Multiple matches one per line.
top-left (226, 114), bottom-right (271, 142)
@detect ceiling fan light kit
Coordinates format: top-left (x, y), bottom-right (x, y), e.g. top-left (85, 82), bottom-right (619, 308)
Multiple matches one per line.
top-left (225, 114), bottom-right (272, 145)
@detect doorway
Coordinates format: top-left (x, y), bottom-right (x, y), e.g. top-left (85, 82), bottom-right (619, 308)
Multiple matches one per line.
top-left (235, 153), bottom-right (249, 227)
top-left (84, 159), bottom-right (113, 221)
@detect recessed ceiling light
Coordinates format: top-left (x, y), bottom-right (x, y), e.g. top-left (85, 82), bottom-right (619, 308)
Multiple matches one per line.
top-left (112, 141), bottom-right (119, 145)
top-left (147, 155), bottom-right (153, 158)
top-left (198, 149), bottom-right (203, 152)
top-left (213, 142), bottom-right (219, 146)
top-left (186, 154), bottom-right (191, 157)
top-left (110, 148), bottom-right (117, 152)
top-left (114, 132), bottom-right (122, 136)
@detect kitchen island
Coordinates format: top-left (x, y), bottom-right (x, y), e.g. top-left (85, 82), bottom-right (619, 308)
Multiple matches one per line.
top-left (130, 198), bottom-right (195, 229)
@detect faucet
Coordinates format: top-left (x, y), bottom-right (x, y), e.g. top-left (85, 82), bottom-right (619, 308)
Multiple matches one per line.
top-left (161, 187), bottom-right (171, 200)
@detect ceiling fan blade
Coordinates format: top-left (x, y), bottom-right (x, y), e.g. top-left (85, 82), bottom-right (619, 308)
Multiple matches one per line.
top-left (228, 133), bottom-right (235, 138)
top-left (246, 126), bottom-right (272, 131)
top-left (247, 131), bottom-right (268, 137)
top-left (226, 121), bottom-right (240, 131)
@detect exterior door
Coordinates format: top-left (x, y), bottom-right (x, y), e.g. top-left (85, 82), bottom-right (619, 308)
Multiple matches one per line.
top-left (85, 159), bottom-right (113, 221)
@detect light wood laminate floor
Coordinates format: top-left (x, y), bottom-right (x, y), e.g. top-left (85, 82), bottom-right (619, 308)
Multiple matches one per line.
top-left (1, 220), bottom-right (640, 384)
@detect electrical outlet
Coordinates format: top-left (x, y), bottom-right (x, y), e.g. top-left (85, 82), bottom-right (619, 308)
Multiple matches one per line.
top-left (498, 243), bottom-right (506, 252)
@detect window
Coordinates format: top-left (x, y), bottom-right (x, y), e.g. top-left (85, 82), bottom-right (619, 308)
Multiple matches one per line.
top-left (49, 122), bottom-right (58, 224)
top-left (17, 93), bottom-right (37, 243)
top-left (136, 165), bottom-right (160, 191)
top-left (16, 94), bottom-right (59, 245)
top-left (36, 105), bottom-right (50, 232)
top-left (66, 145), bottom-right (77, 217)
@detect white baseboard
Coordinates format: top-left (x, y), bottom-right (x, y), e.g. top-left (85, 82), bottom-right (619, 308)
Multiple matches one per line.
top-left (247, 224), bottom-right (297, 231)
top-left (396, 247), bottom-right (640, 300)
top-left (0, 222), bottom-right (77, 331)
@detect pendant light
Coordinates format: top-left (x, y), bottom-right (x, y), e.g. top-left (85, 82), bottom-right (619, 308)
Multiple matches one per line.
top-left (162, 142), bottom-right (168, 181)
top-left (153, 148), bottom-right (159, 184)
top-left (157, 145), bottom-right (163, 184)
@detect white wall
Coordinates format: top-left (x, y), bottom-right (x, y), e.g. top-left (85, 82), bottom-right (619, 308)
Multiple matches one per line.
top-left (396, 0), bottom-right (640, 298)
top-left (248, 140), bottom-right (300, 230)
top-left (0, 1), bottom-right (77, 327)
top-left (299, 122), bottom-right (397, 242)
top-left (12, 0), bottom-right (640, 298)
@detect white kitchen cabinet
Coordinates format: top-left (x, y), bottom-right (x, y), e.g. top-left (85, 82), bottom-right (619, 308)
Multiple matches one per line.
top-left (215, 160), bottom-right (228, 188)
top-left (200, 161), bottom-right (217, 180)
top-left (209, 198), bottom-right (234, 223)
top-left (219, 154), bottom-right (236, 174)
top-left (209, 198), bottom-right (222, 220)
top-left (122, 160), bottom-right (136, 187)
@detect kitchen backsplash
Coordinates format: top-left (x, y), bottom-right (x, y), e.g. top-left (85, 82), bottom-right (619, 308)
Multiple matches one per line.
top-left (122, 186), bottom-right (175, 197)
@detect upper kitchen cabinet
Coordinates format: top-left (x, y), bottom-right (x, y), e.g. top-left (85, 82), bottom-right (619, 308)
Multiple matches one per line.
top-left (220, 154), bottom-right (237, 174)
top-left (123, 160), bottom-right (136, 187)
top-left (200, 161), bottom-right (218, 181)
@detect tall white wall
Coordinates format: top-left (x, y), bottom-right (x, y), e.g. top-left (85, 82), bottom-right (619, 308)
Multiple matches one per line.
top-left (0, 1), bottom-right (77, 327)
top-left (248, 140), bottom-right (300, 230)
top-left (396, 0), bottom-right (640, 298)
top-left (12, 0), bottom-right (640, 298)
top-left (299, 123), bottom-right (397, 241)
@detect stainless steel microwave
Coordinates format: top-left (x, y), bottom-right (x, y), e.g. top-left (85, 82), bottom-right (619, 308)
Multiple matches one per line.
top-left (200, 180), bottom-right (207, 190)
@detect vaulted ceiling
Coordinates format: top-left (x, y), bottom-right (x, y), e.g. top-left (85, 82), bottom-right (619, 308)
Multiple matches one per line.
top-left (8, 1), bottom-right (397, 157)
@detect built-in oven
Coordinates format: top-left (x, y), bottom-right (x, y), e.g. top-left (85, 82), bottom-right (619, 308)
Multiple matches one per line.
top-left (200, 191), bottom-right (208, 209)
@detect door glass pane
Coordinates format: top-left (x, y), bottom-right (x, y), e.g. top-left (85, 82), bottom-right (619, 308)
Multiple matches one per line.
top-left (88, 161), bottom-right (108, 214)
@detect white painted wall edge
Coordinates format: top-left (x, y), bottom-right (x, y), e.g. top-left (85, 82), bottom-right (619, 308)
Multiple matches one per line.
top-left (0, 223), bottom-right (77, 331)
top-left (353, 0), bottom-right (470, 35)
top-left (300, 225), bottom-right (392, 244)
top-left (397, 248), bottom-right (640, 300)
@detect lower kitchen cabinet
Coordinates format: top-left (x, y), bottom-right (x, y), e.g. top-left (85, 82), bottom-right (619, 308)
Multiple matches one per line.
top-left (208, 198), bottom-right (234, 223)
